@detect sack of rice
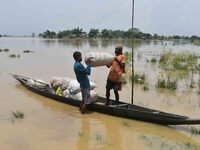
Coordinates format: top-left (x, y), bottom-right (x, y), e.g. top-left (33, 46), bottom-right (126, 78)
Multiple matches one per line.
top-left (50, 77), bottom-right (63, 88)
top-left (68, 80), bottom-right (96, 94)
top-left (61, 78), bottom-right (71, 90)
top-left (50, 77), bottom-right (71, 90)
top-left (85, 52), bottom-right (114, 67)
top-left (63, 89), bottom-right (70, 97)
top-left (90, 90), bottom-right (98, 103)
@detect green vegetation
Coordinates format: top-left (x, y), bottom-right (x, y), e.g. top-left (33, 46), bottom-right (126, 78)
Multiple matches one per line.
top-left (133, 73), bottom-right (146, 84)
top-left (142, 82), bottom-right (149, 91)
top-left (3, 48), bottom-right (9, 52)
top-left (23, 50), bottom-right (33, 53)
top-left (151, 58), bottom-right (157, 63)
top-left (121, 120), bottom-right (130, 127)
top-left (10, 110), bottom-right (24, 123)
top-left (0, 49), bottom-right (2, 52)
top-left (78, 131), bottom-right (84, 137)
top-left (190, 126), bottom-right (200, 135)
top-left (39, 27), bottom-right (200, 43)
top-left (9, 54), bottom-right (20, 58)
top-left (156, 78), bottom-right (178, 91)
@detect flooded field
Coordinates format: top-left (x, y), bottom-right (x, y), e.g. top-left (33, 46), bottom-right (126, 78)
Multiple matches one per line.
top-left (1, 37), bottom-right (200, 150)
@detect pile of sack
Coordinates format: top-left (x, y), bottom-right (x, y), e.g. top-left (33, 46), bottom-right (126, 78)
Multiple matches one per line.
top-left (85, 52), bottom-right (115, 67)
top-left (27, 79), bottom-right (47, 88)
top-left (50, 77), bottom-right (98, 102)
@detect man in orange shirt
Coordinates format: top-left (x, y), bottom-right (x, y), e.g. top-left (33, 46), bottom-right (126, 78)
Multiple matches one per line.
top-left (106, 46), bottom-right (126, 105)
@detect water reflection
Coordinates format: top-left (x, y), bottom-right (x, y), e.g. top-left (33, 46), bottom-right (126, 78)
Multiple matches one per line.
top-left (14, 83), bottom-right (200, 150)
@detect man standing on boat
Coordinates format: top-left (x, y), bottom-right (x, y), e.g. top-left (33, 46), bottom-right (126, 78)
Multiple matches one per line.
top-left (73, 51), bottom-right (91, 113)
top-left (106, 46), bottom-right (126, 105)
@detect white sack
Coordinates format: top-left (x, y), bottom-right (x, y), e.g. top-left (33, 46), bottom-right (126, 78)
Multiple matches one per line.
top-left (63, 89), bottom-right (98, 103)
top-left (85, 52), bottom-right (114, 67)
top-left (50, 77), bottom-right (71, 89)
top-left (63, 89), bottom-right (70, 97)
top-left (68, 80), bottom-right (96, 94)
top-left (27, 79), bottom-right (46, 88)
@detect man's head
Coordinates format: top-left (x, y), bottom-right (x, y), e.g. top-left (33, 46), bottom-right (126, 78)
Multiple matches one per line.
top-left (73, 51), bottom-right (82, 62)
top-left (115, 46), bottom-right (123, 56)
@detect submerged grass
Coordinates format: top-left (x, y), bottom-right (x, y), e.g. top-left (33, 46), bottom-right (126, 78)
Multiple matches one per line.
top-left (9, 54), bottom-right (20, 58)
top-left (190, 126), bottom-right (200, 135)
top-left (121, 120), bottom-right (130, 127)
top-left (10, 110), bottom-right (25, 123)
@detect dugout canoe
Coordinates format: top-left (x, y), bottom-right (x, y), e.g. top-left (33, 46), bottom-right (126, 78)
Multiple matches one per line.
top-left (11, 74), bottom-right (200, 125)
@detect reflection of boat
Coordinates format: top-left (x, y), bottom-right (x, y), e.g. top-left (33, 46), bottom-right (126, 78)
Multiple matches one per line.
top-left (11, 74), bottom-right (200, 125)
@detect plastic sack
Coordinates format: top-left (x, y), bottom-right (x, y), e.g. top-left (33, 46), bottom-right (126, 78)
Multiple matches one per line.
top-left (63, 89), bottom-right (97, 103)
top-left (85, 52), bottom-right (114, 67)
top-left (68, 80), bottom-right (96, 94)
top-left (27, 79), bottom-right (46, 88)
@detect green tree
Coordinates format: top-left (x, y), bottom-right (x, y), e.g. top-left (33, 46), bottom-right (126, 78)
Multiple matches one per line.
top-left (71, 27), bottom-right (84, 38)
top-left (88, 29), bottom-right (99, 38)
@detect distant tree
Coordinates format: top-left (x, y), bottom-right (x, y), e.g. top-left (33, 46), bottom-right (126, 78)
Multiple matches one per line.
top-left (71, 27), bottom-right (84, 38)
top-left (32, 33), bottom-right (35, 37)
top-left (101, 29), bottom-right (109, 38)
top-left (40, 30), bottom-right (57, 38)
top-left (191, 35), bottom-right (200, 40)
top-left (88, 29), bottom-right (99, 38)
top-left (57, 30), bottom-right (72, 38)
top-left (172, 35), bottom-right (180, 39)
top-left (0, 34), bottom-right (2, 37)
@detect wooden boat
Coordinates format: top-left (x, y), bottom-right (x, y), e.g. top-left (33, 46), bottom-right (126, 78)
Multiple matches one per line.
top-left (11, 74), bottom-right (200, 125)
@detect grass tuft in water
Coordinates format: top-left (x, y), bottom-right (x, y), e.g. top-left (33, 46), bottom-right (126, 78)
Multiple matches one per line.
top-left (96, 133), bottom-right (102, 141)
top-left (122, 120), bottom-right (130, 127)
top-left (190, 126), bottom-right (200, 135)
top-left (78, 131), bottom-right (84, 137)
top-left (4, 48), bottom-right (9, 52)
top-left (10, 110), bottom-right (24, 123)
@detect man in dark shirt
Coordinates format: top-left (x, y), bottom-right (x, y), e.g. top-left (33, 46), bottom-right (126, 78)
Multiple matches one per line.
top-left (73, 51), bottom-right (91, 113)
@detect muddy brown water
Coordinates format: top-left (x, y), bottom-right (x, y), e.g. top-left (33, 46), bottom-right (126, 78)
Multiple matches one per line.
top-left (0, 37), bottom-right (200, 150)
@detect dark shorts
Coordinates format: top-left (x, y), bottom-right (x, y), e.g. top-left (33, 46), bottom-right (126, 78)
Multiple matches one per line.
top-left (106, 79), bottom-right (122, 91)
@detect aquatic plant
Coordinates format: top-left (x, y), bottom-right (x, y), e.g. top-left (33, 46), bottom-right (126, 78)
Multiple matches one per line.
top-left (78, 131), bottom-right (84, 137)
top-left (190, 126), bottom-right (200, 135)
top-left (142, 82), bottom-right (149, 91)
top-left (10, 110), bottom-right (24, 123)
top-left (96, 133), bottom-right (102, 141)
top-left (133, 73), bottom-right (146, 84)
top-left (3, 48), bottom-right (9, 52)
top-left (121, 120), bottom-right (130, 127)
top-left (9, 54), bottom-right (16, 58)
top-left (121, 75), bottom-right (128, 84)
top-left (0, 49), bottom-right (2, 52)
top-left (23, 50), bottom-right (33, 53)
top-left (9, 54), bottom-right (20, 58)
top-left (124, 51), bottom-right (133, 66)
top-left (156, 78), bottom-right (177, 91)
top-left (11, 110), bottom-right (24, 119)
top-left (151, 57), bottom-right (157, 63)
top-left (184, 142), bottom-right (196, 149)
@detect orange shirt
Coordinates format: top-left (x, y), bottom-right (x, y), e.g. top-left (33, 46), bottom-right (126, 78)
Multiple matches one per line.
top-left (108, 54), bottom-right (125, 82)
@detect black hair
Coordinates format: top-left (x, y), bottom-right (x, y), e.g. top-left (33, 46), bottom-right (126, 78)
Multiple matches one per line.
top-left (73, 51), bottom-right (81, 61)
top-left (115, 46), bottom-right (123, 55)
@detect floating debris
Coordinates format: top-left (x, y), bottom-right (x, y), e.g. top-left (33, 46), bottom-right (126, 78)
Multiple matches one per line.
top-left (3, 48), bottom-right (9, 52)
top-left (9, 54), bottom-right (20, 58)
top-left (23, 50), bottom-right (33, 53)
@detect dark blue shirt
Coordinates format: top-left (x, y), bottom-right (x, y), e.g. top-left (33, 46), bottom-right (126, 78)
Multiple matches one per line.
top-left (74, 62), bottom-right (91, 89)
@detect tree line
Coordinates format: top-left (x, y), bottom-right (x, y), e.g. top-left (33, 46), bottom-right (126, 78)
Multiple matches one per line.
top-left (38, 27), bottom-right (200, 41)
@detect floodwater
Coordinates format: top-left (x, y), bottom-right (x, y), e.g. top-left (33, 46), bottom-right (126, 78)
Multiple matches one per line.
top-left (0, 37), bottom-right (200, 150)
